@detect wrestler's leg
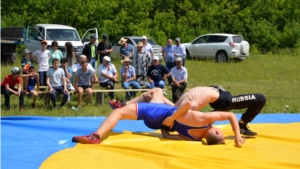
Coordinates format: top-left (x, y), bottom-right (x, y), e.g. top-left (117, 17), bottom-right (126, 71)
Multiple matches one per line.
top-left (95, 103), bottom-right (138, 138)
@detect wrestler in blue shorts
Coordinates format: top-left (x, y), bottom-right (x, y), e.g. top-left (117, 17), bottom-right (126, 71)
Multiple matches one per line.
top-left (73, 88), bottom-right (245, 146)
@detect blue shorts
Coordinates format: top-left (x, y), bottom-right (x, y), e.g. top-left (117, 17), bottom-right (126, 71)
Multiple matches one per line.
top-left (136, 103), bottom-right (177, 129)
top-left (27, 85), bottom-right (35, 92)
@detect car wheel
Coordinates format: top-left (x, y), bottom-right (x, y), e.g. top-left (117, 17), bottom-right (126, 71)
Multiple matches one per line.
top-left (186, 50), bottom-right (191, 60)
top-left (216, 51), bottom-right (228, 63)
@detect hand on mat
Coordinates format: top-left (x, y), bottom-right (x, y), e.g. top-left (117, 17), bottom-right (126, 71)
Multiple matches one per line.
top-left (235, 137), bottom-right (246, 147)
top-left (163, 117), bottom-right (175, 129)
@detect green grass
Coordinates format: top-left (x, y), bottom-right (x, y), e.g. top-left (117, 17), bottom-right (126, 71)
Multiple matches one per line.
top-left (1, 54), bottom-right (300, 117)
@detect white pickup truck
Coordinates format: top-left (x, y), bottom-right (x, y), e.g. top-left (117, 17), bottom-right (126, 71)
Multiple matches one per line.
top-left (26, 24), bottom-right (98, 61)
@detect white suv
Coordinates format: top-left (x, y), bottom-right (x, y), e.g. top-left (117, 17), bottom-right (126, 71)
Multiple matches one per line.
top-left (183, 33), bottom-right (250, 62)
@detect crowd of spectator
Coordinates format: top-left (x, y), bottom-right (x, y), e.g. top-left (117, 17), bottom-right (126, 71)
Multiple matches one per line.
top-left (1, 35), bottom-right (188, 111)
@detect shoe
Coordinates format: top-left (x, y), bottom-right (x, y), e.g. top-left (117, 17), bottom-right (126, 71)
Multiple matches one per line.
top-left (5, 107), bottom-right (10, 111)
top-left (239, 123), bottom-right (257, 136)
top-left (108, 100), bottom-right (125, 110)
top-left (72, 132), bottom-right (101, 144)
top-left (23, 89), bottom-right (28, 94)
top-left (19, 107), bottom-right (25, 111)
top-left (140, 80), bottom-right (144, 86)
top-left (72, 106), bottom-right (79, 111)
top-left (31, 103), bottom-right (36, 109)
top-left (163, 91), bottom-right (167, 96)
top-left (106, 86), bottom-right (111, 89)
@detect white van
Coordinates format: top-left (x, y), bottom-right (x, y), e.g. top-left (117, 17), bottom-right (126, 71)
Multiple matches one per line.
top-left (26, 24), bottom-right (98, 61)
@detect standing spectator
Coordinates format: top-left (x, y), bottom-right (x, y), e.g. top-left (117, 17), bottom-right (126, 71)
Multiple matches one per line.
top-left (161, 39), bottom-right (176, 85)
top-left (146, 56), bottom-right (171, 90)
top-left (119, 37), bottom-right (134, 59)
top-left (174, 37), bottom-right (186, 66)
top-left (31, 40), bottom-right (50, 88)
top-left (60, 58), bottom-right (74, 102)
top-left (73, 61), bottom-right (95, 110)
top-left (25, 66), bottom-right (40, 109)
top-left (97, 34), bottom-right (113, 64)
top-left (171, 57), bottom-right (188, 103)
top-left (120, 57), bottom-right (141, 100)
top-left (21, 49), bottom-right (34, 93)
top-left (0, 67), bottom-right (24, 111)
top-left (98, 56), bottom-right (118, 100)
top-left (49, 41), bottom-right (63, 66)
top-left (65, 42), bottom-right (77, 84)
top-left (130, 42), bottom-right (152, 86)
top-left (46, 58), bottom-right (68, 109)
top-left (82, 35), bottom-right (98, 69)
top-left (142, 35), bottom-right (154, 57)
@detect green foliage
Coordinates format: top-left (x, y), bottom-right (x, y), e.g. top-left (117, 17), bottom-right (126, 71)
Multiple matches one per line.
top-left (2, 0), bottom-right (300, 51)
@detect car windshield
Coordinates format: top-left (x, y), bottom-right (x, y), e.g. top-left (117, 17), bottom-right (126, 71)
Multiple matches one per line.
top-left (46, 29), bottom-right (80, 41)
top-left (132, 38), bottom-right (159, 45)
top-left (232, 36), bottom-right (244, 43)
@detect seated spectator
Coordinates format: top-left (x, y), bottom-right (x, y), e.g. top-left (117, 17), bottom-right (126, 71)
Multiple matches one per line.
top-left (74, 55), bottom-right (99, 84)
top-left (130, 42), bottom-right (152, 86)
top-left (171, 57), bottom-right (188, 103)
top-left (146, 56), bottom-right (171, 90)
top-left (21, 49), bottom-right (34, 93)
top-left (98, 56), bottom-right (118, 100)
top-left (60, 58), bottom-right (74, 102)
top-left (72, 61), bottom-right (95, 110)
top-left (46, 58), bottom-right (68, 109)
top-left (1, 67), bottom-right (25, 111)
top-left (120, 57), bottom-right (141, 100)
top-left (23, 66), bottom-right (40, 109)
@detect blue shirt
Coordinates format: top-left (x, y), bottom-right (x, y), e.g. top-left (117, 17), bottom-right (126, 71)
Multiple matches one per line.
top-left (120, 65), bottom-right (136, 80)
top-left (163, 45), bottom-right (176, 62)
top-left (175, 44), bottom-right (186, 58)
top-left (171, 66), bottom-right (188, 82)
top-left (147, 64), bottom-right (170, 82)
top-left (120, 44), bottom-right (134, 57)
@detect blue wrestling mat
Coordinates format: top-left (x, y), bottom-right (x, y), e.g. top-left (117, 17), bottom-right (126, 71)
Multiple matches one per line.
top-left (1, 114), bottom-right (300, 169)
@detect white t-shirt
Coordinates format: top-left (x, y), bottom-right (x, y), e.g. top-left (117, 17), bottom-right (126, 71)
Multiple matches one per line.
top-left (46, 67), bottom-right (65, 87)
top-left (98, 63), bottom-right (117, 83)
top-left (32, 50), bottom-right (51, 72)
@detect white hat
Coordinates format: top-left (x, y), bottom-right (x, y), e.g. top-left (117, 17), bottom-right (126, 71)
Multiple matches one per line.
top-left (175, 57), bottom-right (182, 62)
top-left (153, 56), bottom-right (159, 60)
top-left (142, 35), bottom-right (147, 39)
top-left (175, 37), bottom-right (180, 41)
top-left (103, 56), bottom-right (111, 62)
top-left (121, 57), bottom-right (132, 63)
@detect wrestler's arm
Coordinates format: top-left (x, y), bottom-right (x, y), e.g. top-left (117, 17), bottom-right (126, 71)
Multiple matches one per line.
top-left (162, 101), bottom-right (192, 128)
top-left (160, 129), bottom-right (187, 140)
top-left (205, 112), bottom-right (245, 147)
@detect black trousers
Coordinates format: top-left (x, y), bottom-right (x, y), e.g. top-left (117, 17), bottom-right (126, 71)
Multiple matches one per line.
top-left (100, 80), bottom-right (115, 100)
top-left (214, 94), bottom-right (267, 124)
top-left (172, 82), bottom-right (187, 103)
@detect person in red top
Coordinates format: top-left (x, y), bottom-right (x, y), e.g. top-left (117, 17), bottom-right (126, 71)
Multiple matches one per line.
top-left (1, 67), bottom-right (25, 111)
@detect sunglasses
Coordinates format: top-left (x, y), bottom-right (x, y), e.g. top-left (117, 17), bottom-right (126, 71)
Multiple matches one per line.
top-left (52, 45), bottom-right (58, 47)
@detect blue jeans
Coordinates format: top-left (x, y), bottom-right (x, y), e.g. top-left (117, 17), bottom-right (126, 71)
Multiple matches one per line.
top-left (100, 80), bottom-right (115, 99)
top-left (122, 80), bottom-right (141, 99)
top-left (50, 86), bottom-right (68, 107)
top-left (166, 62), bottom-right (174, 84)
top-left (1, 87), bottom-right (24, 109)
top-left (38, 71), bottom-right (47, 87)
top-left (146, 80), bottom-right (165, 89)
top-left (89, 58), bottom-right (96, 70)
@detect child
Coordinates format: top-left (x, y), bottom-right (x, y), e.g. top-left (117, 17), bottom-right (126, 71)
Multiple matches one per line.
top-left (21, 49), bottom-right (34, 93)
top-left (0, 67), bottom-right (25, 111)
top-left (25, 66), bottom-right (40, 109)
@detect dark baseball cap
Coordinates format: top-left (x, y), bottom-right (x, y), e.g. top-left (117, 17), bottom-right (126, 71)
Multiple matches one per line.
top-left (102, 34), bottom-right (108, 40)
top-left (90, 35), bottom-right (97, 39)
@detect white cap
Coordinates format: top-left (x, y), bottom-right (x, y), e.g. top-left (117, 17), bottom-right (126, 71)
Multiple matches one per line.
top-left (11, 67), bottom-right (21, 74)
top-left (153, 56), bottom-right (159, 60)
top-left (175, 37), bottom-right (180, 41)
top-left (103, 56), bottom-right (111, 62)
top-left (142, 35), bottom-right (147, 39)
top-left (80, 55), bottom-right (87, 58)
top-left (175, 57), bottom-right (182, 62)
